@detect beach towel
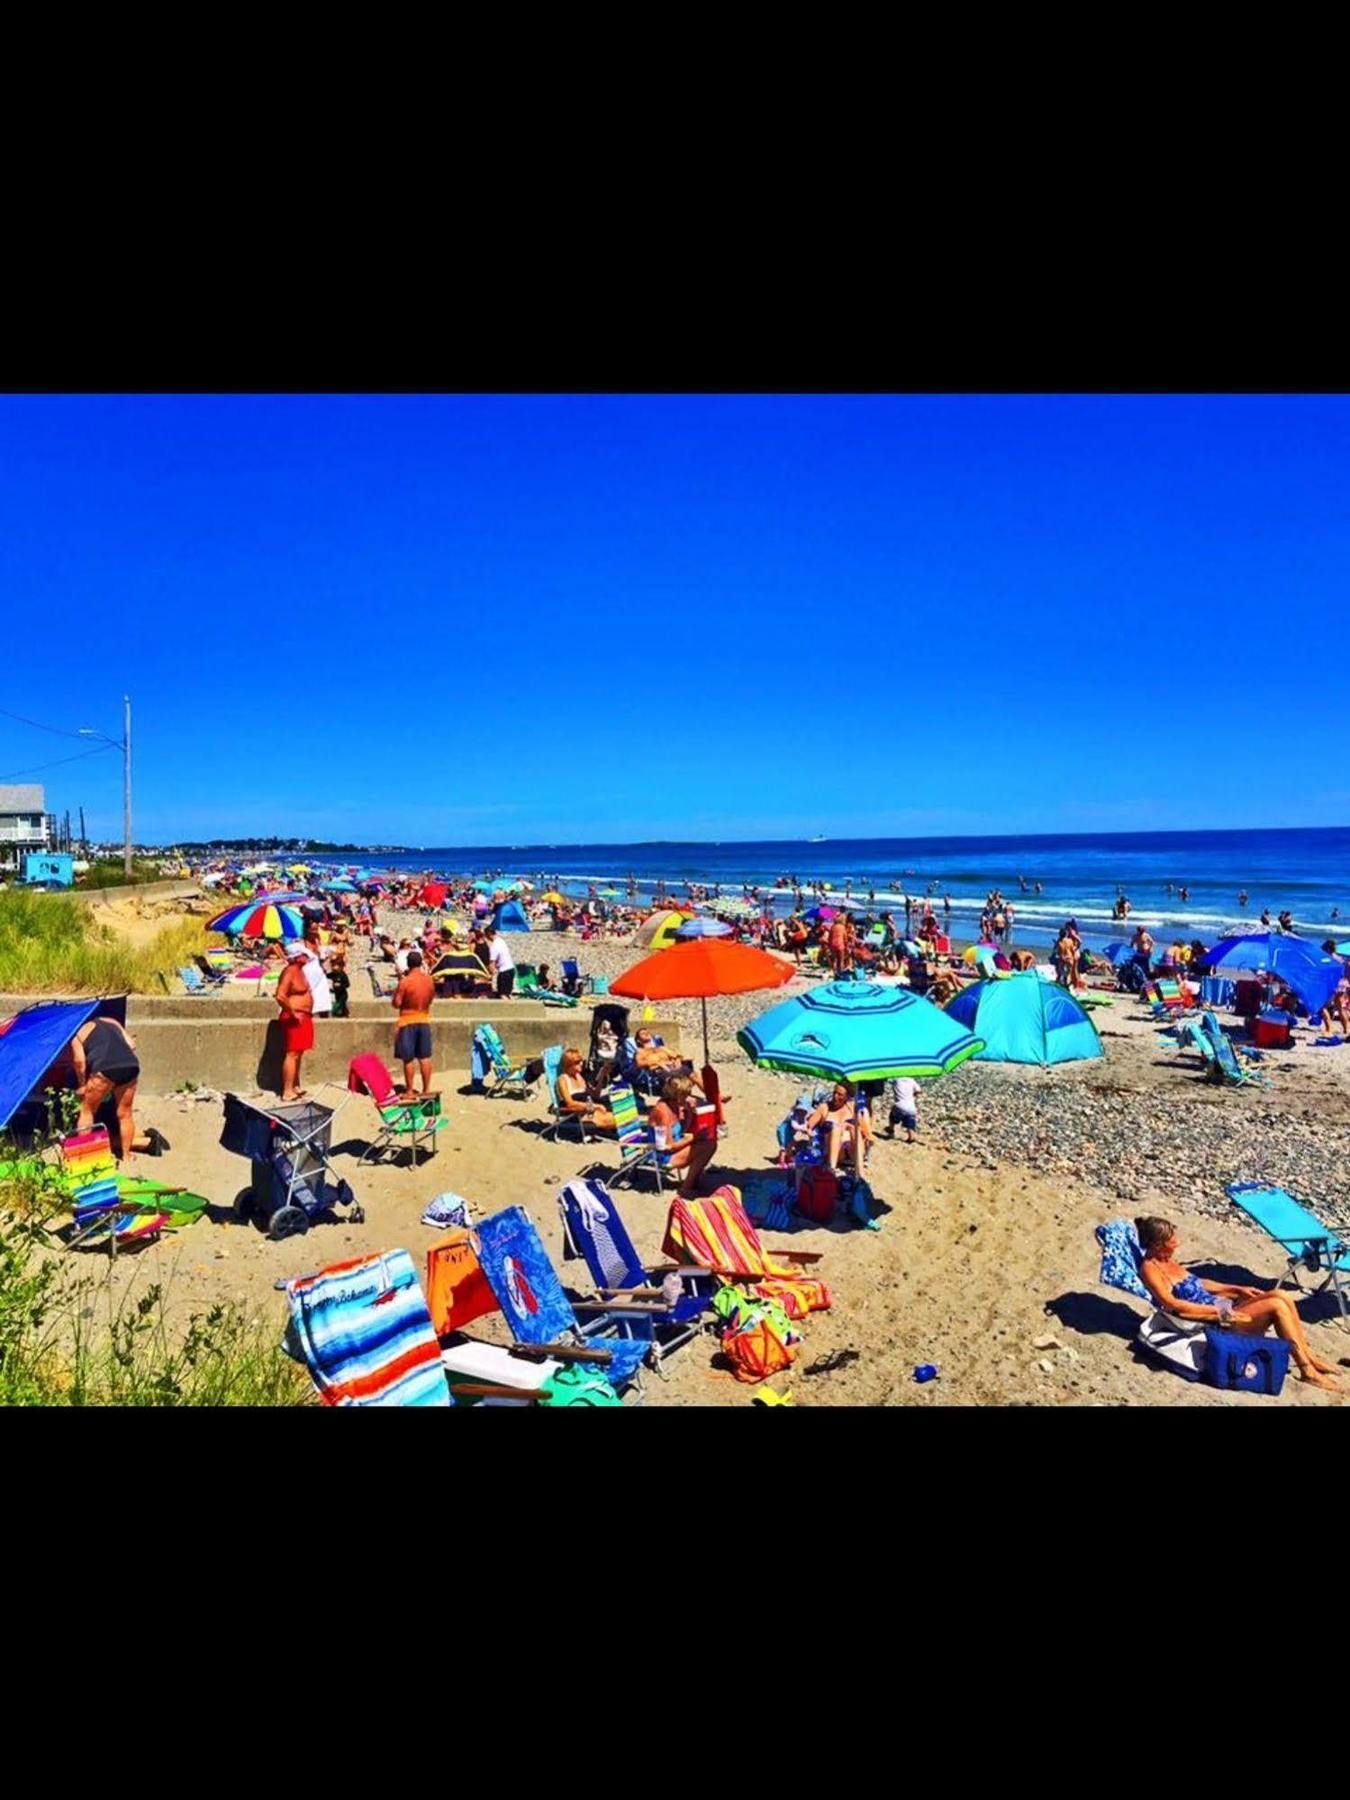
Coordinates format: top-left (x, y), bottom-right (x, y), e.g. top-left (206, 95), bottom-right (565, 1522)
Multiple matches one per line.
top-left (1095, 1217), bottom-right (1153, 1302)
top-left (421, 1191), bottom-right (474, 1231)
top-left (663, 1185), bottom-right (831, 1316)
top-left (425, 1229), bottom-right (498, 1334)
top-left (283, 1247), bottom-right (450, 1406)
top-left (711, 1285), bottom-right (801, 1381)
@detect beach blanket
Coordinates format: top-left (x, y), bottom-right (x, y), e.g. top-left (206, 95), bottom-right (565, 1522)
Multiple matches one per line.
top-left (283, 1248), bottom-right (450, 1406)
top-left (425, 1229), bottom-right (498, 1334)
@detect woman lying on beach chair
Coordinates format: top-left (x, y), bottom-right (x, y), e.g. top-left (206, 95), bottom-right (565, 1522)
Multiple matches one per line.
top-left (1135, 1214), bottom-right (1339, 1391)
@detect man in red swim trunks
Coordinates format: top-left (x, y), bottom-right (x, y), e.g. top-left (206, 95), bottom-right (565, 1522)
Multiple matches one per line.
top-left (276, 943), bottom-right (316, 1101)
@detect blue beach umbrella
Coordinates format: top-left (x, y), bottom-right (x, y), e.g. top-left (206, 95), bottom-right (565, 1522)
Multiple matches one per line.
top-left (738, 979), bottom-right (983, 1081)
top-left (674, 917), bottom-right (733, 939)
top-left (1102, 942), bottom-right (1138, 966)
top-left (321, 878), bottom-right (357, 893)
top-left (1200, 932), bottom-right (1343, 1017)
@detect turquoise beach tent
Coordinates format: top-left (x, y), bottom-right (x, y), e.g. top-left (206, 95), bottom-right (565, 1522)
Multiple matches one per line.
top-left (944, 973), bottom-right (1103, 1065)
top-left (493, 899), bottom-right (531, 932)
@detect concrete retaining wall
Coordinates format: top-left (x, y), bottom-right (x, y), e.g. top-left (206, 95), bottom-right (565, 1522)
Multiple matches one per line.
top-left (0, 994), bottom-right (681, 1097)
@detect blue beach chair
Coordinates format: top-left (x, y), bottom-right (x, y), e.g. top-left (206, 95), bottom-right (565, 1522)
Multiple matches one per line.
top-left (471, 1204), bottom-right (658, 1389)
top-left (177, 965), bottom-right (220, 998)
top-left (1095, 1218), bottom-right (1207, 1380)
top-left (472, 1022), bottom-right (535, 1098)
top-left (1227, 1182), bottom-right (1350, 1331)
top-left (558, 1177), bottom-right (715, 1367)
top-left (1200, 1012), bottom-right (1271, 1088)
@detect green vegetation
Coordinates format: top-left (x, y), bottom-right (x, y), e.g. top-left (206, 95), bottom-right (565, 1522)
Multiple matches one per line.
top-left (0, 1144), bottom-right (311, 1406)
top-left (0, 888), bottom-right (215, 994)
top-left (77, 858), bottom-right (174, 890)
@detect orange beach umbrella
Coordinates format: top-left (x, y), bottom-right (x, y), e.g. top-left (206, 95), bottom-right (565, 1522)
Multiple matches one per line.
top-left (609, 938), bottom-right (795, 1065)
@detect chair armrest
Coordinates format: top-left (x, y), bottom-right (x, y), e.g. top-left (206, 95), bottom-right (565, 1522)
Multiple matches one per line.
top-left (769, 1248), bottom-right (824, 1263)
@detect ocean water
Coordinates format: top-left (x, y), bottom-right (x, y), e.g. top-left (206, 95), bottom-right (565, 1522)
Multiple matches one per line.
top-left (365, 827), bottom-right (1350, 953)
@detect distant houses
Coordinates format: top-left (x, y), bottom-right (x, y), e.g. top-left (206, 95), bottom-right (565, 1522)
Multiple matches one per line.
top-left (0, 784), bottom-right (54, 875)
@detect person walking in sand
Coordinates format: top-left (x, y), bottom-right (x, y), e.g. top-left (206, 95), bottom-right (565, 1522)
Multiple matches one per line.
top-left (886, 1074), bottom-right (920, 1143)
top-left (275, 943), bottom-right (315, 1101)
top-left (391, 948), bottom-right (437, 1098)
top-left (486, 926), bottom-right (516, 997)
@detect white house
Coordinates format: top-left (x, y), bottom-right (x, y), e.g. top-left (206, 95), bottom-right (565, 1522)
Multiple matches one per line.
top-left (0, 784), bottom-right (53, 872)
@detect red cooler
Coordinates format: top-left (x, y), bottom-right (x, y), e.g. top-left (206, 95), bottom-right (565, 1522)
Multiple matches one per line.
top-left (1250, 1009), bottom-right (1291, 1049)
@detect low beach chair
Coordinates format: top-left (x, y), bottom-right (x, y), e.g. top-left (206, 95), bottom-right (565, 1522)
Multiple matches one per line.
top-left (1227, 1182), bottom-right (1350, 1331)
top-left (57, 1127), bottom-right (170, 1256)
top-left (663, 1184), bottom-right (831, 1320)
top-left (192, 954), bottom-right (230, 988)
top-left (1200, 1013), bottom-right (1271, 1088)
top-left (472, 1022), bottom-right (535, 1098)
top-left (514, 965), bottom-right (541, 998)
top-left (347, 1053), bottom-right (448, 1168)
top-left (560, 958), bottom-right (587, 997)
top-left (541, 1044), bottom-right (598, 1143)
top-left (1162, 1014), bottom-right (1217, 1070)
top-left (177, 964), bottom-right (220, 998)
top-left (558, 1176), bottom-right (715, 1367)
top-left (1095, 1217), bottom-right (1207, 1380)
top-left (366, 961), bottom-right (395, 1000)
top-left (607, 1080), bottom-right (681, 1192)
top-left (282, 1247), bottom-right (452, 1406)
top-left (471, 1204), bottom-right (665, 1390)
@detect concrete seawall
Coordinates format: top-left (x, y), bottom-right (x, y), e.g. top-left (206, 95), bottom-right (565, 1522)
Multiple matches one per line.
top-left (0, 994), bottom-right (680, 1097)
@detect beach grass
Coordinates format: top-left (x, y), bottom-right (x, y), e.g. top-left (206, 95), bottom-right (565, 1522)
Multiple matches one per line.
top-left (0, 1191), bottom-right (311, 1407)
top-left (0, 889), bottom-right (214, 994)
top-left (77, 858), bottom-right (173, 889)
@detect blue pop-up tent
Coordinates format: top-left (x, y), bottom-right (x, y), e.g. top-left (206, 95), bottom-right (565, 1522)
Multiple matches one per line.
top-left (945, 973), bottom-right (1103, 1065)
top-left (0, 1000), bottom-right (102, 1128)
top-left (492, 899), bottom-right (531, 933)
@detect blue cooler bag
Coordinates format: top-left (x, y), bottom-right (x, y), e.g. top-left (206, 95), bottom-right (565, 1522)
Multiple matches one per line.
top-left (1204, 1327), bottom-right (1291, 1396)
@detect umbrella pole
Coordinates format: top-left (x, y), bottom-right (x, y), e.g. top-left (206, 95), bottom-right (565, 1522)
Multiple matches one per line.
top-left (701, 994), bottom-right (710, 1068)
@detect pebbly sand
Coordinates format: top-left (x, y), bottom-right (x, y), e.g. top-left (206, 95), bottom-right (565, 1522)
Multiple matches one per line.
top-left (55, 919), bottom-right (1350, 1406)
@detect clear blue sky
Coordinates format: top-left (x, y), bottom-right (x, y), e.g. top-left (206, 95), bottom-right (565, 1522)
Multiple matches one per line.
top-left (1, 393), bottom-right (1346, 845)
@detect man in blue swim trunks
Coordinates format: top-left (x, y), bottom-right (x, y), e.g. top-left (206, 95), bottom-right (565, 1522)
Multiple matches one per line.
top-left (391, 949), bottom-right (437, 1099)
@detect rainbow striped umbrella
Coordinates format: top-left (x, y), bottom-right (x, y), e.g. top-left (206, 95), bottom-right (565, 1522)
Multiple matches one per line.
top-left (206, 900), bottom-right (306, 939)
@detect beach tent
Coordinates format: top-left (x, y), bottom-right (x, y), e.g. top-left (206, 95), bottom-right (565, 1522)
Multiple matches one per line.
top-left (492, 898), bottom-right (531, 933)
top-left (944, 973), bottom-right (1102, 1065)
top-left (634, 910), bottom-right (694, 950)
top-left (0, 999), bottom-right (109, 1128)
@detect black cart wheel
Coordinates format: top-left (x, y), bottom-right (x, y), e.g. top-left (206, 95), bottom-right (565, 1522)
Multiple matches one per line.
top-left (233, 1187), bottom-right (254, 1223)
top-left (269, 1205), bottom-right (310, 1241)
top-left (348, 1203), bottom-right (365, 1225)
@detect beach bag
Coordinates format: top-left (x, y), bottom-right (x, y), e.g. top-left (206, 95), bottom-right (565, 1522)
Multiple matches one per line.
top-left (1136, 1310), bottom-right (1207, 1382)
top-left (1203, 1327), bottom-right (1290, 1396)
top-left (713, 1288), bottom-right (798, 1383)
top-left (795, 1164), bottom-right (839, 1224)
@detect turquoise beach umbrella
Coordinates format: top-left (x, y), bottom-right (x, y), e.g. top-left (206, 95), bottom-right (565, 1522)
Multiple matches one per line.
top-left (738, 979), bottom-right (983, 1081)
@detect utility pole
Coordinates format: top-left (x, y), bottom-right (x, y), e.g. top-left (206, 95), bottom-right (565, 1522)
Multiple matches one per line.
top-left (123, 694), bottom-right (133, 879)
top-left (79, 806), bottom-right (87, 854)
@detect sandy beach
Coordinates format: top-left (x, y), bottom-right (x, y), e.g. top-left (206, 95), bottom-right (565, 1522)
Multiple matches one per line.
top-left (52, 914), bottom-right (1350, 1407)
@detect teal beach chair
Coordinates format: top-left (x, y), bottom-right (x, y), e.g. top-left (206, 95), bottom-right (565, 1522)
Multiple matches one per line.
top-left (1227, 1182), bottom-right (1350, 1330)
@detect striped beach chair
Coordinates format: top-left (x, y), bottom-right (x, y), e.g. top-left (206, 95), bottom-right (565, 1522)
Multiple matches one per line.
top-left (662, 1184), bottom-right (831, 1320)
top-left (60, 1127), bottom-right (170, 1255)
top-left (283, 1247), bottom-right (451, 1405)
top-left (607, 1081), bottom-right (679, 1192)
top-left (558, 1177), bottom-right (714, 1366)
top-left (472, 1023), bottom-right (534, 1098)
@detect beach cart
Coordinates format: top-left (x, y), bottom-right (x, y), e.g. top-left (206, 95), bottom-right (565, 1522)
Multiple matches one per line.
top-left (220, 1090), bottom-right (364, 1241)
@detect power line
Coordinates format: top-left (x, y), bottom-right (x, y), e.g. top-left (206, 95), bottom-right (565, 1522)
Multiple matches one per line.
top-left (0, 704), bottom-right (90, 741)
top-left (0, 744), bottom-right (116, 782)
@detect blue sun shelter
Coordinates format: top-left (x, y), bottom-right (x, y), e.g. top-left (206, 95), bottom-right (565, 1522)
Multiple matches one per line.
top-left (944, 972), bottom-right (1103, 1065)
top-left (492, 898), bottom-right (531, 932)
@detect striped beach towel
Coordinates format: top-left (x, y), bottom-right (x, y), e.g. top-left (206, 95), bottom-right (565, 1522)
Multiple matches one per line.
top-left (284, 1248), bottom-right (450, 1406)
top-left (662, 1186), bottom-right (831, 1317)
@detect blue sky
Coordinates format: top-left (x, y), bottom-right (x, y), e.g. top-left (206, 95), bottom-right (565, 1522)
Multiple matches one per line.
top-left (1, 393), bottom-right (1346, 845)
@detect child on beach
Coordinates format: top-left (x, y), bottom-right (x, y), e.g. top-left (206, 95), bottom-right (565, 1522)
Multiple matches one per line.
top-left (886, 1076), bottom-right (920, 1142)
top-left (328, 952), bottom-right (350, 1019)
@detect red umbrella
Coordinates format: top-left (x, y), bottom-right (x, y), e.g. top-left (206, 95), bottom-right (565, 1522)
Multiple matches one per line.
top-left (609, 938), bottom-right (795, 1065)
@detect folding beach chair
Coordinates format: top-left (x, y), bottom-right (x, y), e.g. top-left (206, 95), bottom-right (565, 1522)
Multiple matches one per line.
top-left (1227, 1183), bottom-right (1350, 1331)
top-left (347, 1053), bottom-right (448, 1167)
top-left (541, 1044), bottom-right (598, 1143)
top-left (367, 962), bottom-right (395, 999)
top-left (282, 1247), bottom-right (452, 1406)
top-left (177, 964), bottom-right (220, 998)
top-left (192, 955), bottom-right (230, 988)
top-left (662, 1184), bottom-right (831, 1319)
top-left (471, 1204), bottom-right (665, 1390)
top-left (1165, 1014), bottom-right (1217, 1069)
top-left (608, 1081), bottom-right (681, 1192)
top-left (1095, 1217), bottom-right (1207, 1380)
top-left (558, 1176), bottom-right (715, 1367)
top-left (472, 1022), bottom-right (535, 1098)
top-left (1200, 1012), bottom-right (1271, 1088)
top-left (560, 959), bottom-right (587, 997)
top-left (58, 1127), bottom-right (170, 1256)
top-left (514, 965), bottom-right (541, 999)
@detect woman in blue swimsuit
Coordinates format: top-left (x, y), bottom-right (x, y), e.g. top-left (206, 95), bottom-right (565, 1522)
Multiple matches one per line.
top-left (1137, 1216), bottom-right (1339, 1390)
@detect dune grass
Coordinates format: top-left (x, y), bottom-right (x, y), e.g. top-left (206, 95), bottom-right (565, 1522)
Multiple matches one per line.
top-left (0, 1178), bottom-right (311, 1407)
top-left (0, 889), bottom-right (214, 994)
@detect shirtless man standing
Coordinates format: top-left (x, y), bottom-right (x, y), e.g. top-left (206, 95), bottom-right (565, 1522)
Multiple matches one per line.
top-left (276, 944), bottom-right (316, 1102)
top-left (391, 948), bottom-right (437, 1098)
